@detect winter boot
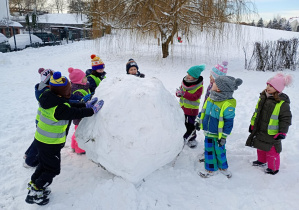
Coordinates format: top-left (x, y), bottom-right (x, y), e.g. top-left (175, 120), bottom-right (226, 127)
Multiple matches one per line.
top-left (219, 169), bottom-right (232, 178)
top-left (198, 170), bottom-right (217, 178)
top-left (252, 160), bottom-right (266, 167)
top-left (187, 139), bottom-right (198, 149)
top-left (28, 181), bottom-right (51, 196)
top-left (264, 168), bottom-right (279, 175)
top-left (25, 183), bottom-right (49, 205)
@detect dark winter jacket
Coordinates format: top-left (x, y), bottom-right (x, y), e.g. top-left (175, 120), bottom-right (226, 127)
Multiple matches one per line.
top-left (38, 90), bottom-right (94, 137)
top-left (71, 82), bottom-right (90, 125)
top-left (245, 91), bottom-right (292, 153)
top-left (86, 69), bottom-right (106, 93)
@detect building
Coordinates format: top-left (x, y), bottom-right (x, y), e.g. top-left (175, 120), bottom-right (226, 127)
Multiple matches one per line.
top-left (12, 13), bottom-right (90, 40)
top-left (0, 0), bottom-right (23, 37)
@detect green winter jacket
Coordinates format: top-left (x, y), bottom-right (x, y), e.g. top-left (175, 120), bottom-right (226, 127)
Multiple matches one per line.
top-left (245, 91), bottom-right (292, 153)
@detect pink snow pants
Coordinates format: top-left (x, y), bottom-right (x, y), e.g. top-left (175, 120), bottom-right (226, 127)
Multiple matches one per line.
top-left (71, 125), bottom-right (85, 154)
top-left (257, 146), bottom-right (280, 171)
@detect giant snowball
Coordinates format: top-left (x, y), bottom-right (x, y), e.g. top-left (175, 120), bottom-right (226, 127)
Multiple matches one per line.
top-left (75, 76), bottom-right (185, 184)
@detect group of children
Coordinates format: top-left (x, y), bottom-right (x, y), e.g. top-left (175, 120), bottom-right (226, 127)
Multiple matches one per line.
top-left (24, 55), bottom-right (145, 205)
top-left (176, 62), bottom-right (292, 178)
top-left (23, 55), bottom-right (292, 205)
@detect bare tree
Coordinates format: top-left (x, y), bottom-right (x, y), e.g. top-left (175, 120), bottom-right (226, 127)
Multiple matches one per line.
top-left (10, 0), bottom-right (48, 15)
top-left (53, 0), bottom-right (65, 13)
top-left (68, 0), bottom-right (87, 20)
top-left (87, 0), bottom-right (256, 58)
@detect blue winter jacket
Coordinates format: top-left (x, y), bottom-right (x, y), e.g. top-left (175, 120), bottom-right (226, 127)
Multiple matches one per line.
top-left (201, 98), bottom-right (236, 138)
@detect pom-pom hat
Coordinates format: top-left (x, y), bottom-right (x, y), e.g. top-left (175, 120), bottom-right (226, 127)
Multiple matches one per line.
top-left (68, 67), bottom-right (86, 85)
top-left (211, 61), bottom-right (228, 79)
top-left (215, 75), bottom-right (243, 92)
top-left (38, 68), bottom-right (55, 91)
top-left (50, 72), bottom-right (71, 99)
top-left (126, 59), bottom-right (139, 74)
top-left (187, 64), bottom-right (206, 79)
top-left (91, 54), bottom-right (105, 70)
top-left (50, 72), bottom-right (69, 86)
top-left (267, 73), bottom-right (293, 93)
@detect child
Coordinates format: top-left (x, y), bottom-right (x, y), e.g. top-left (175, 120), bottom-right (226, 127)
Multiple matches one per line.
top-left (68, 67), bottom-right (91, 154)
top-left (196, 61), bottom-right (228, 162)
top-left (86, 54), bottom-right (106, 93)
top-left (25, 72), bottom-right (104, 205)
top-left (198, 75), bottom-right (242, 178)
top-left (126, 59), bottom-right (145, 78)
top-left (246, 73), bottom-right (292, 175)
top-left (24, 68), bottom-right (54, 168)
top-left (176, 65), bottom-right (205, 148)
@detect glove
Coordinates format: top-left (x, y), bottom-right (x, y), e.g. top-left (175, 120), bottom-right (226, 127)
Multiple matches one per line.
top-left (81, 94), bottom-right (91, 102)
top-left (274, 133), bottom-right (286, 140)
top-left (86, 97), bottom-right (98, 108)
top-left (176, 88), bottom-right (185, 97)
top-left (139, 73), bottom-right (145, 78)
top-left (92, 100), bottom-right (104, 114)
top-left (194, 117), bottom-right (201, 131)
top-left (218, 138), bottom-right (226, 147)
top-left (249, 125), bottom-right (254, 133)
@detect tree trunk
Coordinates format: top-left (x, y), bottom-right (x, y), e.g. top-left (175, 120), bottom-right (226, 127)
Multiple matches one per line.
top-left (162, 42), bottom-right (169, 58)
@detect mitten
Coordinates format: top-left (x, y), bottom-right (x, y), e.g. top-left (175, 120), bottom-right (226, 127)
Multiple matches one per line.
top-left (194, 117), bottom-right (201, 131)
top-left (81, 94), bottom-right (91, 102)
top-left (176, 88), bottom-right (185, 97)
top-left (92, 100), bottom-right (104, 114)
top-left (139, 73), bottom-right (145, 78)
top-left (274, 133), bottom-right (286, 140)
top-left (218, 138), bottom-right (226, 147)
top-left (86, 97), bottom-right (98, 108)
top-left (249, 125), bottom-right (254, 133)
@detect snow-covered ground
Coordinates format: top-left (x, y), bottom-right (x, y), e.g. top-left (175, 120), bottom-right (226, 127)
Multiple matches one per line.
top-left (0, 25), bottom-right (299, 209)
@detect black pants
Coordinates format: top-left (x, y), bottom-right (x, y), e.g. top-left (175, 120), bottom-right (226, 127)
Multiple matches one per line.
top-left (184, 115), bottom-right (197, 141)
top-left (31, 139), bottom-right (64, 189)
top-left (24, 140), bottom-right (39, 167)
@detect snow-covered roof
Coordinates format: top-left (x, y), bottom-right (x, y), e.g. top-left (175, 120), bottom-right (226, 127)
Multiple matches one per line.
top-left (8, 21), bottom-right (23, 27)
top-left (0, 19), bottom-right (23, 28)
top-left (16, 13), bottom-right (87, 25)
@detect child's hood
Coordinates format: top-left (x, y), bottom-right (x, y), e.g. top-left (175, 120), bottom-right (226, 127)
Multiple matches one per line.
top-left (279, 93), bottom-right (291, 104)
top-left (39, 90), bottom-right (69, 109)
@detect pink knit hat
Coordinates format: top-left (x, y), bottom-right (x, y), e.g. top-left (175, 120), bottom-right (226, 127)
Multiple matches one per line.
top-left (267, 73), bottom-right (293, 93)
top-left (68, 67), bottom-right (86, 85)
top-left (211, 61), bottom-right (228, 79)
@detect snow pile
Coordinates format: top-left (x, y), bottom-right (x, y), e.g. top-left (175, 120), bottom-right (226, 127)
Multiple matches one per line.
top-left (76, 76), bottom-right (185, 184)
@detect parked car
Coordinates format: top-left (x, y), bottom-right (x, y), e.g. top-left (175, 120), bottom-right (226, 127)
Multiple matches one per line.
top-left (0, 33), bottom-right (11, 53)
top-left (33, 32), bottom-right (61, 46)
top-left (8, 34), bottom-right (43, 50)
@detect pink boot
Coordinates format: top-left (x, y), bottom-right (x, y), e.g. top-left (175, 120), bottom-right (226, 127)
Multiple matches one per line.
top-left (72, 125), bottom-right (86, 154)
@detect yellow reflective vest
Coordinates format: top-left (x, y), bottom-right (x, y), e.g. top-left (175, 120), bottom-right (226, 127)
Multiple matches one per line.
top-left (35, 103), bottom-right (71, 144)
top-left (179, 83), bottom-right (203, 109)
top-left (250, 99), bottom-right (284, 135)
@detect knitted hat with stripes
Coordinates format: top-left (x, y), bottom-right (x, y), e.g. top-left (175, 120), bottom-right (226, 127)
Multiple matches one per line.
top-left (211, 61), bottom-right (228, 79)
top-left (50, 72), bottom-right (71, 98)
top-left (91, 54), bottom-right (105, 71)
